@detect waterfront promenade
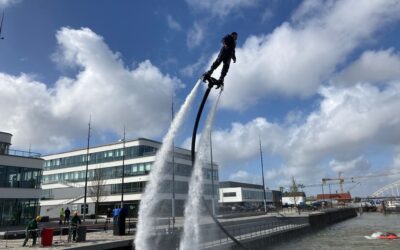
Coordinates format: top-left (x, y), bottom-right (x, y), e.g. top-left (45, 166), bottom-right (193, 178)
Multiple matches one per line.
top-left (0, 208), bottom-right (356, 249)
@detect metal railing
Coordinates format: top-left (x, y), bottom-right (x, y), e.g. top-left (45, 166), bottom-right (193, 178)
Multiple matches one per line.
top-left (202, 217), bottom-right (309, 249)
top-left (2, 149), bottom-right (41, 158)
top-left (149, 216), bottom-right (309, 249)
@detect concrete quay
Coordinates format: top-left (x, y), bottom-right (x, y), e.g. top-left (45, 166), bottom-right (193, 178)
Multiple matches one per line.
top-left (0, 208), bottom-right (357, 250)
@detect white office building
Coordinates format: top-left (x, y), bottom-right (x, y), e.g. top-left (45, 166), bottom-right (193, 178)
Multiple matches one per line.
top-left (40, 138), bottom-right (219, 218)
top-left (0, 132), bottom-right (43, 226)
top-left (219, 181), bottom-right (281, 208)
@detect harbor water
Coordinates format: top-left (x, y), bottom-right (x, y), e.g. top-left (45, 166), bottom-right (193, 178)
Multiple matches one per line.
top-left (272, 213), bottom-right (400, 250)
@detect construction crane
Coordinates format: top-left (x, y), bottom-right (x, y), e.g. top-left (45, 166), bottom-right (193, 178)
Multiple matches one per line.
top-left (322, 172), bottom-right (345, 193)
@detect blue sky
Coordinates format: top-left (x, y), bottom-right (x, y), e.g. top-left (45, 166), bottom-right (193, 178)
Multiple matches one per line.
top-left (1, 0), bottom-right (400, 196)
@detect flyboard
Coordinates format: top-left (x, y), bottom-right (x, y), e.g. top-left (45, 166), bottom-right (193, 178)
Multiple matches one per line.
top-left (190, 75), bottom-right (249, 250)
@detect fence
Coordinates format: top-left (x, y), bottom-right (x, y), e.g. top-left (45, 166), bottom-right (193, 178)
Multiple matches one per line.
top-left (148, 216), bottom-right (309, 250)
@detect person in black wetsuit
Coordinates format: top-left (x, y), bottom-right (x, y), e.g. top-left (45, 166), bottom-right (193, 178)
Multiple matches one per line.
top-left (203, 32), bottom-right (238, 87)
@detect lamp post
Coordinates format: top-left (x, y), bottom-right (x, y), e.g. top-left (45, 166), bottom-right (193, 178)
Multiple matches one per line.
top-left (120, 127), bottom-right (126, 208)
top-left (83, 116), bottom-right (91, 222)
top-left (328, 183), bottom-right (332, 208)
top-left (259, 138), bottom-right (267, 214)
top-left (321, 182), bottom-right (325, 209)
top-left (171, 98), bottom-right (176, 230)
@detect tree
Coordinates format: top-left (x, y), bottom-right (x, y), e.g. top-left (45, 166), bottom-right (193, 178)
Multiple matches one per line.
top-left (289, 177), bottom-right (302, 214)
top-left (289, 177), bottom-right (299, 199)
top-left (89, 167), bottom-right (107, 223)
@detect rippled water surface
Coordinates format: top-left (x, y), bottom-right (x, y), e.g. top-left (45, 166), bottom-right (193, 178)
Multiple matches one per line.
top-left (272, 213), bottom-right (400, 250)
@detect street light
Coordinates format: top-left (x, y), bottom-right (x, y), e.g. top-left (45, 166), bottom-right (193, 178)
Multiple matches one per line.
top-left (259, 138), bottom-right (267, 214)
top-left (83, 116), bottom-right (91, 222)
top-left (120, 127), bottom-right (126, 208)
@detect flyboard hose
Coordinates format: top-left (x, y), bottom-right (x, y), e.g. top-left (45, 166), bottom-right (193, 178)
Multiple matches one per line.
top-left (191, 82), bottom-right (250, 250)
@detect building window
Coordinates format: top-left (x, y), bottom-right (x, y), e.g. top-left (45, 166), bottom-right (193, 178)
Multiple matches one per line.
top-left (43, 145), bottom-right (158, 170)
top-left (0, 199), bottom-right (39, 227)
top-left (42, 162), bottom-right (155, 184)
top-left (0, 166), bottom-right (41, 189)
top-left (223, 192), bottom-right (236, 197)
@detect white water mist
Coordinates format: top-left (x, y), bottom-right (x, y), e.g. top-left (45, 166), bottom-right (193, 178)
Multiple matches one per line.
top-left (180, 90), bottom-right (222, 250)
top-left (135, 80), bottom-right (201, 250)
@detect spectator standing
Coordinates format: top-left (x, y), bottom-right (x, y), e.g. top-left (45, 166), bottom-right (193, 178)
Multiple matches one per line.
top-left (59, 207), bottom-right (64, 225)
top-left (64, 207), bottom-right (71, 224)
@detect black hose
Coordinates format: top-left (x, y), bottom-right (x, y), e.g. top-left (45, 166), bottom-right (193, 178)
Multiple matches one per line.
top-left (191, 83), bottom-right (250, 250)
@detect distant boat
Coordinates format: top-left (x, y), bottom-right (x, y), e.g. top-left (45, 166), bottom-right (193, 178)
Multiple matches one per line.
top-left (365, 232), bottom-right (399, 240)
top-left (385, 200), bottom-right (400, 213)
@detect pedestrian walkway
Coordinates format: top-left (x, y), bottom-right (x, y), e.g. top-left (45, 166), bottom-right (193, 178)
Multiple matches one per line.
top-left (0, 229), bottom-right (133, 249)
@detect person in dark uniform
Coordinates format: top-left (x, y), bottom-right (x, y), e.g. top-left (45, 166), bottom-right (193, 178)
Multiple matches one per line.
top-left (22, 216), bottom-right (41, 247)
top-left (64, 207), bottom-right (71, 224)
top-left (68, 211), bottom-right (82, 242)
top-left (203, 32), bottom-right (238, 87)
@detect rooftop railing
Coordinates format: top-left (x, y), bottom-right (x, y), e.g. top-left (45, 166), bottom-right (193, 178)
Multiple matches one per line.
top-left (2, 149), bottom-right (41, 158)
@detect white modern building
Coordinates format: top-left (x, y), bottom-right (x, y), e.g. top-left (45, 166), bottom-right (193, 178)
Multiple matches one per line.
top-left (219, 181), bottom-right (282, 208)
top-left (0, 132), bottom-right (43, 226)
top-left (40, 138), bottom-right (219, 218)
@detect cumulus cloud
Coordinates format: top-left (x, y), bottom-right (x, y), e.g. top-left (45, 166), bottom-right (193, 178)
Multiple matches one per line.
top-left (182, 117), bottom-right (285, 165)
top-left (333, 49), bottom-right (400, 85)
top-left (0, 27), bottom-right (179, 152)
top-left (229, 170), bottom-right (261, 184)
top-left (185, 0), bottom-right (259, 17)
top-left (166, 15), bottom-right (182, 31)
top-left (208, 0), bottom-right (400, 111)
top-left (277, 83), bottom-right (400, 182)
top-left (186, 22), bottom-right (204, 49)
top-left (329, 156), bottom-right (371, 174)
top-left (389, 148), bottom-right (400, 173)
top-left (190, 82), bottom-right (400, 188)
top-left (180, 56), bottom-right (207, 77)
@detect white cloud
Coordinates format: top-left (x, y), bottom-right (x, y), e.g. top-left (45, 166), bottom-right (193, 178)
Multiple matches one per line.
top-left (261, 8), bottom-right (274, 22)
top-left (389, 148), bottom-right (400, 173)
top-left (180, 56), bottom-right (207, 77)
top-left (193, 82), bottom-right (400, 189)
top-left (229, 170), bottom-right (261, 184)
top-left (209, 118), bottom-right (285, 166)
top-left (182, 117), bottom-right (284, 167)
top-left (0, 0), bottom-right (20, 8)
top-left (185, 0), bottom-right (259, 17)
top-left (333, 49), bottom-right (400, 85)
top-left (166, 15), bottom-right (182, 31)
top-left (208, 0), bottom-right (400, 111)
top-left (282, 83), bottom-right (400, 170)
top-left (186, 22), bottom-right (204, 49)
top-left (329, 156), bottom-right (371, 174)
top-left (0, 27), bottom-right (179, 152)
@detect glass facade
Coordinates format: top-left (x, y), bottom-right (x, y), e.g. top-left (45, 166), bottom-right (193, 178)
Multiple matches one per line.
top-left (0, 166), bottom-right (42, 189)
top-left (115, 181), bottom-right (218, 196)
top-left (242, 189), bottom-right (264, 200)
top-left (42, 162), bottom-right (153, 184)
top-left (0, 199), bottom-right (39, 226)
top-left (43, 162), bottom-right (218, 185)
top-left (44, 145), bottom-right (157, 170)
top-left (0, 142), bottom-right (10, 155)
